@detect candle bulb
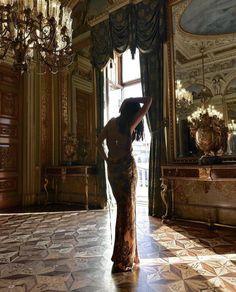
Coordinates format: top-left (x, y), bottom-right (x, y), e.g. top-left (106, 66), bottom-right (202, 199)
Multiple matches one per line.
top-left (0, 0), bottom-right (73, 72)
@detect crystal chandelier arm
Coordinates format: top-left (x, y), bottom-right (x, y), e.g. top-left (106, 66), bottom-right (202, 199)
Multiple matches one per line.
top-left (35, 23), bottom-right (56, 44)
top-left (37, 44), bottom-right (74, 73)
top-left (36, 25), bottom-right (71, 54)
top-left (0, 0), bottom-right (73, 73)
top-left (38, 54), bottom-right (73, 74)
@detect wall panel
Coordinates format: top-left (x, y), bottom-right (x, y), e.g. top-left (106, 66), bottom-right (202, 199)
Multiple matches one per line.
top-left (0, 65), bottom-right (21, 209)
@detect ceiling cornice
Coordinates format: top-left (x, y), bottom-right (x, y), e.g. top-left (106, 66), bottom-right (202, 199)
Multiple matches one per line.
top-left (88, 0), bottom-right (143, 27)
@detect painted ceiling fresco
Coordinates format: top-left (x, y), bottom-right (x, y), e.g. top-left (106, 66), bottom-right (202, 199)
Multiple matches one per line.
top-left (180, 0), bottom-right (236, 35)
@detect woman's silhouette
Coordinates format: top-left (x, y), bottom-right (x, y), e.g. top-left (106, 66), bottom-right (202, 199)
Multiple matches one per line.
top-left (97, 96), bottom-right (152, 272)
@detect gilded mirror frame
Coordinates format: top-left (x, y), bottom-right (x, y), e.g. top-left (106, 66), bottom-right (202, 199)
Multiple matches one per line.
top-left (167, 0), bottom-right (236, 163)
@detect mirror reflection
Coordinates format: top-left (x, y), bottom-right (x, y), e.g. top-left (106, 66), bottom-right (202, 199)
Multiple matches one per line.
top-left (172, 0), bottom-right (236, 158)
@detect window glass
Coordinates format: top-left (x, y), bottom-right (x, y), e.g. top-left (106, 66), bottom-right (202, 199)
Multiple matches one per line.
top-left (107, 56), bottom-right (119, 85)
top-left (106, 88), bottom-right (122, 122)
top-left (122, 50), bottom-right (140, 83)
top-left (123, 83), bottom-right (142, 99)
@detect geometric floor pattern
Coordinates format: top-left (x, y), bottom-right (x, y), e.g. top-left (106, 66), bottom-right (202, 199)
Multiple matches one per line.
top-left (0, 206), bottom-right (236, 291)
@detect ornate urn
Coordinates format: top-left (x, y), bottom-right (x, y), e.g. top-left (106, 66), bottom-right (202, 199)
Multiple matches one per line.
top-left (63, 134), bottom-right (79, 165)
top-left (188, 105), bottom-right (228, 164)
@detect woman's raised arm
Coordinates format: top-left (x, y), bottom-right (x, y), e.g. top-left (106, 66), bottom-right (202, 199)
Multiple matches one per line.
top-left (128, 96), bottom-right (152, 133)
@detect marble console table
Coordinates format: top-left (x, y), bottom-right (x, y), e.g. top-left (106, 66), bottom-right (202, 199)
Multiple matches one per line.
top-left (44, 165), bottom-right (97, 210)
top-left (161, 164), bottom-right (236, 224)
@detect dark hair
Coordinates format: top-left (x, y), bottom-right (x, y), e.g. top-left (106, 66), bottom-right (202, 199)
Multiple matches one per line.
top-left (118, 101), bottom-right (144, 141)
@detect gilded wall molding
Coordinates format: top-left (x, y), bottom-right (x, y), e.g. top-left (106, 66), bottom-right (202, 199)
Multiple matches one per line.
top-left (41, 72), bottom-right (52, 165)
top-left (72, 55), bottom-right (93, 94)
top-left (60, 71), bottom-right (69, 139)
top-left (22, 69), bottom-right (38, 206)
top-left (72, 75), bottom-right (93, 94)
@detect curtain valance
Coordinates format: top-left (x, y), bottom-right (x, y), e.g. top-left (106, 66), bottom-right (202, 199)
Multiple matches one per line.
top-left (91, 0), bottom-right (166, 70)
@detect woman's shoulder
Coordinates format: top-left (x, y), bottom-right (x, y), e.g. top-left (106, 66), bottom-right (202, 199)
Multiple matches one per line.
top-left (106, 117), bottom-right (117, 127)
top-left (109, 117), bottom-right (117, 122)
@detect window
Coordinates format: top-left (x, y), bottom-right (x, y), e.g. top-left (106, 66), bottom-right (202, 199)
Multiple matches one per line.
top-left (122, 50), bottom-right (141, 83)
top-left (105, 49), bottom-right (150, 205)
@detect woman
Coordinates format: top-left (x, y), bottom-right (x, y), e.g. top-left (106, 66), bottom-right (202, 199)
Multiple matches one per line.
top-left (97, 96), bottom-right (152, 272)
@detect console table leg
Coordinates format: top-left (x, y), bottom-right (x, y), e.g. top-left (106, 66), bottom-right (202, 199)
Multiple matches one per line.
top-left (44, 178), bottom-right (49, 205)
top-left (161, 178), bottom-right (169, 220)
top-left (85, 167), bottom-right (88, 210)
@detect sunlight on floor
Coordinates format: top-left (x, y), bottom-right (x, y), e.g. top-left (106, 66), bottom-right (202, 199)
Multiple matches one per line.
top-left (0, 207), bottom-right (235, 291)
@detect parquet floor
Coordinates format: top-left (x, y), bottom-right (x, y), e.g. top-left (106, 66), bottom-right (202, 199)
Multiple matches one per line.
top-left (0, 206), bottom-right (236, 291)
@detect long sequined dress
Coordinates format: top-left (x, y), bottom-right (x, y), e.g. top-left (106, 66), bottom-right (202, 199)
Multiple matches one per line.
top-left (108, 154), bottom-right (139, 271)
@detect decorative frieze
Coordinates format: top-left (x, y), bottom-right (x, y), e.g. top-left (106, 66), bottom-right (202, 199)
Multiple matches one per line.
top-left (0, 92), bottom-right (18, 118)
top-left (0, 145), bottom-right (17, 169)
top-left (0, 178), bottom-right (17, 192)
top-left (0, 124), bottom-right (17, 137)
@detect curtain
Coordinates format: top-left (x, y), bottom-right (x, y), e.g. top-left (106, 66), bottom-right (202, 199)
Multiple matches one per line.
top-left (95, 69), bottom-right (107, 207)
top-left (110, 5), bottom-right (133, 55)
top-left (91, 5), bottom-right (134, 69)
top-left (137, 0), bottom-right (166, 216)
top-left (140, 47), bottom-right (166, 216)
top-left (91, 19), bottom-right (113, 70)
top-left (91, 0), bottom-right (166, 215)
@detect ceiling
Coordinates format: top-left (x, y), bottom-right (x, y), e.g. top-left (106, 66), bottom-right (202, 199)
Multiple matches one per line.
top-left (60, 0), bottom-right (116, 36)
top-left (172, 0), bottom-right (236, 102)
top-left (180, 0), bottom-right (236, 35)
top-left (173, 0), bottom-right (236, 68)
top-left (66, 0), bottom-right (236, 39)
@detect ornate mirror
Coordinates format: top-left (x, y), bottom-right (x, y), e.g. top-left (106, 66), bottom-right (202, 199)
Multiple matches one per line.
top-left (168, 0), bottom-right (236, 162)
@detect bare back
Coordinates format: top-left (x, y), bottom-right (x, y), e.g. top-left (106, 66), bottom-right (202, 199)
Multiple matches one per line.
top-left (97, 96), bottom-right (152, 164)
top-left (106, 118), bottom-right (132, 161)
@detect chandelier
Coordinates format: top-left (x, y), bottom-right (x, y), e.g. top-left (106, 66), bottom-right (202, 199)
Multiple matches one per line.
top-left (175, 80), bottom-right (193, 117)
top-left (176, 80), bottom-right (193, 105)
top-left (187, 44), bottom-right (228, 164)
top-left (187, 104), bottom-right (223, 124)
top-left (0, 0), bottom-right (73, 73)
top-left (187, 45), bottom-right (224, 123)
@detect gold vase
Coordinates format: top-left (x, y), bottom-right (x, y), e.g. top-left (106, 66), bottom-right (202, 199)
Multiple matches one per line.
top-left (189, 111), bottom-right (228, 164)
top-left (196, 126), bottom-right (220, 155)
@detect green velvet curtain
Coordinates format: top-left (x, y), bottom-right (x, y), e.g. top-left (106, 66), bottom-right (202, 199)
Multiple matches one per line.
top-left (140, 48), bottom-right (166, 216)
top-left (136, 0), bottom-right (167, 216)
top-left (91, 5), bottom-right (136, 69)
top-left (95, 69), bottom-right (107, 207)
top-left (91, 0), bottom-right (166, 215)
top-left (91, 19), bottom-right (113, 69)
